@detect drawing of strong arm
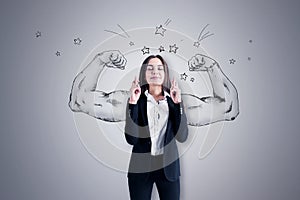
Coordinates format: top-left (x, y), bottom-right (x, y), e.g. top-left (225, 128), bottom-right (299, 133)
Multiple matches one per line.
top-left (183, 54), bottom-right (239, 126)
top-left (68, 50), bottom-right (129, 122)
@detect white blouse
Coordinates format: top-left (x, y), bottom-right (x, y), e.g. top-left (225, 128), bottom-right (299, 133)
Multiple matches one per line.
top-left (145, 90), bottom-right (169, 156)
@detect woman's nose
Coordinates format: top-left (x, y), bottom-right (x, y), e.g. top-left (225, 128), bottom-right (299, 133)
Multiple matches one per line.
top-left (152, 68), bottom-right (159, 74)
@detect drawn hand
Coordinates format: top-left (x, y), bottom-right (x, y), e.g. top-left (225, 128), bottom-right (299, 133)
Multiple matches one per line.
top-left (188, 54), bottom-right (218, 71)
top-left (170, 78), bottom-right (181, 103)
top-left (98, 50), bottom-right (127, 70)
top-left (129, 76), bottom-right (141, 104)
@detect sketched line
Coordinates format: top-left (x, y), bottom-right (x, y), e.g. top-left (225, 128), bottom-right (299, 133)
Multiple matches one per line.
top-left (104, 30), bottom-right (127, 38)
top-left (197, 24), bottom-right (214, 42)
top-left (202, 31), bottom-right (211, 38)
top-left (164, 18), bottom-right (172, 26)
top-left (117, 24), bottom-right (130, 38)
top-left (198, 24), bottom-right (210, 41)
top-left (199, 33), bottom-right (214, 42)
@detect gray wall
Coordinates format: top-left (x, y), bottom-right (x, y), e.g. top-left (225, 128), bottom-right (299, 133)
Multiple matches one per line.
top-left (1, 0), bottom-right (300, 199)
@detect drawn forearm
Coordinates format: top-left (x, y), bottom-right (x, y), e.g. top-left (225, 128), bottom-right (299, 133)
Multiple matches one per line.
top-left (93, 90), bottom-right (130, 122)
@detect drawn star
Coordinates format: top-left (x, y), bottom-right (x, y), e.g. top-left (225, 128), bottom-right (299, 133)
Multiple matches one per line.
top-left (55, 51), bottom-right (61, 56)
top-left (158, 45), bottom-right (165, 52)
top-left (35, 31), bottom-right (42, 38)
top-left (190, 77), bottom-right (195, 82)
top-left (180, 73), bottom-right (188, 81)
top-left (141, 46), bottom-right (150, 55)
top-left (169, 44), bottom-right (179, 53)
top-left (129, 41), bottom-right (135, 46)
top-left (155, 25), bottom-right (166, 36)
top-left (193, 41), bottom-right (200, 48)
top-left (229, 59), bottom-right (236, 64)
top-left (74, 37), bottom-right (82, 45)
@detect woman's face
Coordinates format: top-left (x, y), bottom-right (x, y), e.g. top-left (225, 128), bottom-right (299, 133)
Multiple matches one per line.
top-left (145, 57), bottom-right (165, 86)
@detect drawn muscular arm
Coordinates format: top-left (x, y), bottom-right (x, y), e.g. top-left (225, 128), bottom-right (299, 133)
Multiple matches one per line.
top-left (69, 51), bottom-right (239, 125)
top-left (183, 54), bottom-right (239, 126)
top-left (68, 50), bottom-right (129, 122)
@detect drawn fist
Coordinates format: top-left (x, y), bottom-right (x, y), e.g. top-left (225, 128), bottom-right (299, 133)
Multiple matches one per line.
top-left (188, 54), bottom-right (218, 71)
top-left (98, 50), bottom-right (127, 70)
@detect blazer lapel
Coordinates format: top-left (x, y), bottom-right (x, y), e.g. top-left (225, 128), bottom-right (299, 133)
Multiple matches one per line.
top-left (139, 94), bottom-right (148, 126)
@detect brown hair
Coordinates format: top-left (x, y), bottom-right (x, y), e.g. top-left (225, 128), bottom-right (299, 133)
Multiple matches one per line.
top-left (138, 55), bottom-right (171, 95)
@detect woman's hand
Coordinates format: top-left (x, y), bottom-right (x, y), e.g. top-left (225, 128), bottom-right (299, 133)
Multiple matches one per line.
top-left (129, 76), bottom-right (141, 104)
top-left (170, 78), bottom-right (181, 104)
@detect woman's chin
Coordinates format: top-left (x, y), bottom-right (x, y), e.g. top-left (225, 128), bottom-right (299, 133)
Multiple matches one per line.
top-left (149, 82), bottom-right (163, 86)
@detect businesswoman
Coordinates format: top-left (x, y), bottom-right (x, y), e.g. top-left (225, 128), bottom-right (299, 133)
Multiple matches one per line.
top-left (124, 55), bottom-right (189, 200)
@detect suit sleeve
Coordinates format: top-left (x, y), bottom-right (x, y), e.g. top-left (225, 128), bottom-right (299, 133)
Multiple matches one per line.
top-left (172, 101), bottom-right (189, 143)
top-left (124, 100), bottom-right (139, 145)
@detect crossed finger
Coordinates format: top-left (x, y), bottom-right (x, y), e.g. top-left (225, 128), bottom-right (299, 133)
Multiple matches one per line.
top-left (171, 78), bottom-right (178, 88)
top-left (133, 76), bottom-right (140, 86)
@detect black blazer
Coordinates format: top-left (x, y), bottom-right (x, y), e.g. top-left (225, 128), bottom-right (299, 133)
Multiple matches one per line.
top-left (124, 93), bottom-right (188, 182)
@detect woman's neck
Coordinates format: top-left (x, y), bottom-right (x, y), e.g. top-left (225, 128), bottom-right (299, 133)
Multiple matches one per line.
top-left (149, 85), bottom-right (163, 99)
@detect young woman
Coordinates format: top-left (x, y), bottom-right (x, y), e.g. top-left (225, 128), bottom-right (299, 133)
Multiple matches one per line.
top-left (124, 55), bottom-right (189, 200)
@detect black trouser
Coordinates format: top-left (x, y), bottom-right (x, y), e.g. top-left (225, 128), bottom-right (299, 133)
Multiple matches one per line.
top-left (128, 155), bottom-right (180, 200)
